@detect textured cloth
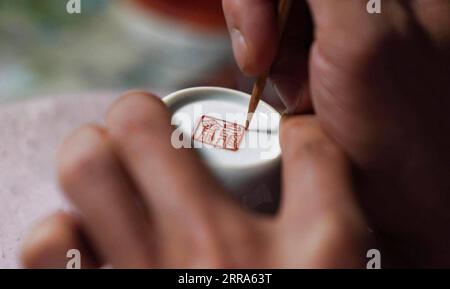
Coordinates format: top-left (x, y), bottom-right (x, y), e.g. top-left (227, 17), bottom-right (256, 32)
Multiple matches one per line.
top-left (0, 92), bottom-right (121, 268)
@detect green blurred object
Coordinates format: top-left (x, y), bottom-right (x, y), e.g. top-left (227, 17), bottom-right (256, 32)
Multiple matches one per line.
top-left (0, 0), bottom-right (106, 26)
top-left (0, 0), bottom-right (233, 102)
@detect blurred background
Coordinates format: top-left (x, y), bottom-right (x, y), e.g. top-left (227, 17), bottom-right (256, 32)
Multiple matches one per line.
top-left (0, 0), bottom-right (256, 103)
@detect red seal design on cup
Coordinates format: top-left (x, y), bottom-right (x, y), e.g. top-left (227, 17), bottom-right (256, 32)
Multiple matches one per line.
top-left (193, 115), bottom-right (245, 151)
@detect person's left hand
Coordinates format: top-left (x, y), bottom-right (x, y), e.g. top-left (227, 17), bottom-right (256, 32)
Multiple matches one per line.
top-left (21, 91), bottom-right (367, 268)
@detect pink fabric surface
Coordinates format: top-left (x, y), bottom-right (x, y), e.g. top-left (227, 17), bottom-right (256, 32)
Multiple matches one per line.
top-left (0, 92), bottom-right (121, 268)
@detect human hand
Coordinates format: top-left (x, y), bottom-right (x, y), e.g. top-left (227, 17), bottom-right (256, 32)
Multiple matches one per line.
top-left (21, 91), bottom-right (366, 268)
top-left (223, 0), bottom-right (450, 266)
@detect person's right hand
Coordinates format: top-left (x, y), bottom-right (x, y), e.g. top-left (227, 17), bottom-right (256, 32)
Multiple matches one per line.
top-left (223, 0), bottom-right (450, 266)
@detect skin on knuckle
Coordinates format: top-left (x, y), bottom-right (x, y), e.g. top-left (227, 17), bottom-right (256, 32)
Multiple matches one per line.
top-left (281, 117), bottom-right (343, 161)
top-left (107, 91), bottom-right (168, 140)
top-left (57, 125), bottom-right (109, 195)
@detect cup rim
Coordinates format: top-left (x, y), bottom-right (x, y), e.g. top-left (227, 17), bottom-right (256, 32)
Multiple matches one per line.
top-left (162, 86), bottom-right (282, 170)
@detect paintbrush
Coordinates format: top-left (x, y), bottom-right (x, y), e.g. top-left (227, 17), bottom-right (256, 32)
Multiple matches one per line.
top-left (245, 0), bottom-right (292, 130)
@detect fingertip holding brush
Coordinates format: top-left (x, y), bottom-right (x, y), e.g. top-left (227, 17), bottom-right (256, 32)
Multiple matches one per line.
top-left (245, 0), bottom-right (292, 130)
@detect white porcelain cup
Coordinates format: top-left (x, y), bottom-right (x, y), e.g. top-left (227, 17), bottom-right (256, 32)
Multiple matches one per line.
top-left (163, 87), bottom-right (281, 213)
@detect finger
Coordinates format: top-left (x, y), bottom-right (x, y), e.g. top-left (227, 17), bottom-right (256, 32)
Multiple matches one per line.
top-left (278, 116), bottom-right (366, 267)
top-left (411, 0), bottom-right (450, 50)
top-left (106, 91), bottom-right (231, 212)
top-left (306, 0), bottom-right (411, 63)
top-left (307, 0), bottom-right (380, 39)
top-left (58, 124), bottom-right (154, 268)
top-left (279, 116), bottom-right (365, 241)
top-left (21, 212), bottom-right (99, 269)
top-left (106, 91), bottom-right (262, 267)
top-left (270, 0), bottom-right (314, 114)
top-left (223, 0), bottom-right (279, 75)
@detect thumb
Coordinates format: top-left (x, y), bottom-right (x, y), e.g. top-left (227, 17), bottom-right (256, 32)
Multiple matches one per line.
top-left (277, 115), bottom-right (368, 267)
top-left (279, 115), bottom-right (364, 233)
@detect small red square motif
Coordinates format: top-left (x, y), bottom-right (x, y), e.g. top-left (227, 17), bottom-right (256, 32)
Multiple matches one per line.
top-left (193, 115), bottom-right (245, 151)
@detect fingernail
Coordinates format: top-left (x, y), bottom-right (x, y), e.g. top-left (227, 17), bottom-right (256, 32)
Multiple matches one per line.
top-left (230, 28), bottom-right (249, 72)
